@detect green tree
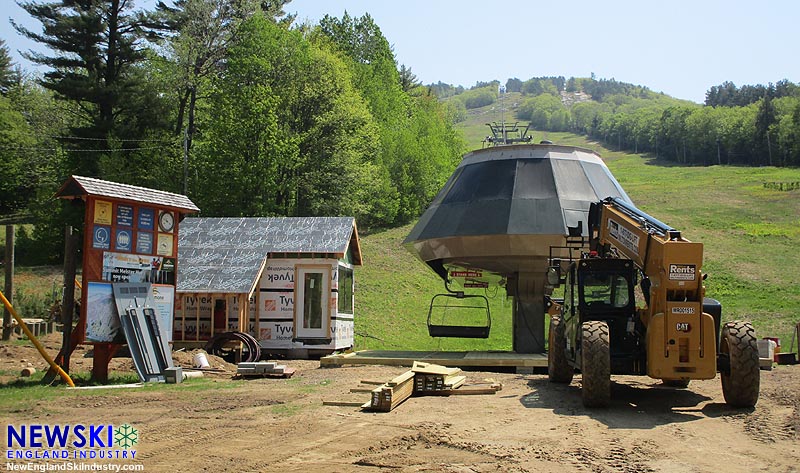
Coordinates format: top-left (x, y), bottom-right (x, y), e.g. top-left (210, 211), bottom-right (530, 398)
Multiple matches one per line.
top-left (518, 94), bottom-right (565, 129)
top-left (773, 97), bottom-right (800, 166)
top-left (755, 93), bottom-right (777, 165)
top-left (154, 0), bottom-right (292, 156)
top-left (399, 64), bottom-right (420, 93)
top-left (197, 15), bottom-right (388, 223)
top-left (13, 0), bottom-right (163, 177)
top-left (0, 39), bottom-right (20, 94)
top-left (315, 12), bottom-right (463, 224)
top-left (0, 94), bottom-right (34, 214)
top-left (505, 77), bottom-right (522, 93)
top-left (456, 85), bottom-right (497, 109)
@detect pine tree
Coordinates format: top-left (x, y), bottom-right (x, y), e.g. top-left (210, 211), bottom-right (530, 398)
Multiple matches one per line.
top-left (0, 39), bottom-right (19, 94)
top-left (13, 0), bottom-right (158, 176)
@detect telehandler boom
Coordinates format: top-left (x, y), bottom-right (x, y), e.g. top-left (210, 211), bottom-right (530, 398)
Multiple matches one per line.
top-left (547, 197), bottom-right (760, 407)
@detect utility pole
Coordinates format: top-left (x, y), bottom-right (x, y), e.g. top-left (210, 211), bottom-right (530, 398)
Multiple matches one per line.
top-left (767, 131), bottom-right (773, 166)
top-left (183, 127), bottom-right (189, 195)
top-left (3, 225), bottom-right (14, 340)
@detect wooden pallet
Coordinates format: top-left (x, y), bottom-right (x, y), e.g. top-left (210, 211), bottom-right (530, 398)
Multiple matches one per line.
top-left (235, 367), bottom-right (296, 379)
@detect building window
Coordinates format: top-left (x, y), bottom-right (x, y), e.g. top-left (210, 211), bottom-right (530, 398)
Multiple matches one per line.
top-left (339, 266), bottom-right (354, 314)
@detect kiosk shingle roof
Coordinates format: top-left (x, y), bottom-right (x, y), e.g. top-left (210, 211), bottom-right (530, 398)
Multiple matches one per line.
top-left (56, 175), bottom-right (200, 212)
top-left (177, 217), bottom-right (360, 295)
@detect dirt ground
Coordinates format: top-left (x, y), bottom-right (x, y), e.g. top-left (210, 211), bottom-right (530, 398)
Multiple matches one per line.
top-left (1, 333), bottom-right (798, 473)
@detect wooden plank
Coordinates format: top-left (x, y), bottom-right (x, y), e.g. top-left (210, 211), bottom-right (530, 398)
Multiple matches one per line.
top-left (425, 386), bottom-right (502, 396)
top-left (359, 379), bottom-right (386, 385)
top-left (320, 350), bottom-right (547, 368)
top-left (444, 375), bottom-right (467, 389)
top-left (412, 361), bottom-right (461, 376)
top-left (350, 387), bottom-right (374, 393)
top-left (445, 386), bottom-right (501, 395)
top-left (323, 400), bottom-right (367, 407)
top-left (387, 370), bottom-right (415, 387)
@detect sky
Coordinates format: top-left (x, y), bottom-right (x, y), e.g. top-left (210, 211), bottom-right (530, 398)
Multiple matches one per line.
top-left (2, 0), bottom-right (799, 104)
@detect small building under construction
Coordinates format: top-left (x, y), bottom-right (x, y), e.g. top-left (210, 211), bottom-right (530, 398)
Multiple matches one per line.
top-left (175, 217), bottom-right (362, 356)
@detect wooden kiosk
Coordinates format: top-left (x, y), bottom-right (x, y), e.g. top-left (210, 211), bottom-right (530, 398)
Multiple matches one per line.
top-left (55, 176), bottom-right (199, 381)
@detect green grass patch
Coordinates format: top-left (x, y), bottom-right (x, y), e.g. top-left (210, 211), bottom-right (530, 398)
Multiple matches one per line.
top-left (0, 265), bottom-right (63, 320)
top-left (356, 224), bottom-right (513, 351)
top-left (0, 371), bottom-right (237, 413)
top-left (270, 403), bottom-right (302, 417)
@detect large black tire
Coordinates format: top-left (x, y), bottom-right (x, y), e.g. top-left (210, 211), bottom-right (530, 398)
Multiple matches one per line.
top-left (548, 315), bottom-right (574, 384)
top-left (581, 321), bottom-right (610, 407)
top-left (720, 321), bottom-right (760, 407)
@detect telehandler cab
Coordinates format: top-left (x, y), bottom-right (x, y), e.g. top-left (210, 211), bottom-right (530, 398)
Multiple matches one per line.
top-left (547, 197), bottom-right (760, 407)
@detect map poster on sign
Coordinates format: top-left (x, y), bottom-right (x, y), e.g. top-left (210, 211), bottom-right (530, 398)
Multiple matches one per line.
top-left (85, 282), bottom-right (123, 343)
top-left (102, 252), bottom-right (164, 283)
top-left (92, 225), bottom-right (111, 250)
top-left (94, 200), bottom-right (112, 225)
top-left (116, 204), bottom-right (133, 226)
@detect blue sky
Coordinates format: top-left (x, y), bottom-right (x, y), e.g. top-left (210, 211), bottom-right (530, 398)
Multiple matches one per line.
top-left (3, 0), bottom-right (798, 103)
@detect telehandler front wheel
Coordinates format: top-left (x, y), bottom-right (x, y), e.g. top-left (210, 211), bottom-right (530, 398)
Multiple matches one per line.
top-left (581, 321), bottom-right (610, 407)
top-left (548, 315), bottom-right (574, 384)
top-left (720, 321), bottom-right (760, 408)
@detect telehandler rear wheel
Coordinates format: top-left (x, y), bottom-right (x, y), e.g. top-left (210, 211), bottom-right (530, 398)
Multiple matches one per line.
top-left (720, 321), bottom-right (760, 408)
top-left (548, 315), bottom-right (574, 384)
top-left (581, 321), bottom-right (610, 407)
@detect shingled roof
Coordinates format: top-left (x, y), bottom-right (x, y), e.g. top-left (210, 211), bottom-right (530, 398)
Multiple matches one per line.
top-left (56, 175), bottom-right (200, 213)
top-left (177, 217), bottom-right (361, 295)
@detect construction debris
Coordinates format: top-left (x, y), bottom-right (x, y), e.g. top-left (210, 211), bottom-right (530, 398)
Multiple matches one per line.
top-left (326, 361), bottom-right (503, 413)
top-left (236, 361), bottom-right (296, 378)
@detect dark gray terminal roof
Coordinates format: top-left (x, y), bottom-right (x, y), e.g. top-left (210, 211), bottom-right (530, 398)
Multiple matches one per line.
top-left (404, 144), bottom-right (631, 280)
top-left (178, 217), bottom-right (361, 295)
top-left (56, 175), bottom-right (199, 212)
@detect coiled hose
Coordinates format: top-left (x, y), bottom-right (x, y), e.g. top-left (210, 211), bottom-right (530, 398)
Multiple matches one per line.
top-left (204, 331), bottom-right (261, 362)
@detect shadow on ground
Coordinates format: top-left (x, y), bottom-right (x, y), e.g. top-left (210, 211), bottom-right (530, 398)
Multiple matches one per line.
top-left (519, 376), bottom-right (750, 429)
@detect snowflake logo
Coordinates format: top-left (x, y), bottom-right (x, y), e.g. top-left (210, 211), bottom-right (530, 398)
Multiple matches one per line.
top-left (114, 424), bottom-right (139, 449)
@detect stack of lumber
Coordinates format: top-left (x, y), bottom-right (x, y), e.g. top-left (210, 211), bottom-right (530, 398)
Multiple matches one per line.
top-left (367, 370), bottom-right (416, 412)
top-left (236, 361), bottom-right (295, 378)
top-left (325, 361), bottom-right (504, 413)
top-left (412, 361), bottom-right (466, 393)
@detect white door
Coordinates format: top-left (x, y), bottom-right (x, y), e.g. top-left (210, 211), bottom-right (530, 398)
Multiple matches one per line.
top-left (294, 266), bottom-right (330, 339)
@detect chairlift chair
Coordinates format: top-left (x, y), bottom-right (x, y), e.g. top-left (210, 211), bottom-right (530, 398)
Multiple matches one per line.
top-left (426, 281), bottom-right (491, 339)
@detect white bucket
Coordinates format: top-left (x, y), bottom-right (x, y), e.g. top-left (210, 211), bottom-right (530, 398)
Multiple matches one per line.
top-left (193, 352), bottom-right (211, 369)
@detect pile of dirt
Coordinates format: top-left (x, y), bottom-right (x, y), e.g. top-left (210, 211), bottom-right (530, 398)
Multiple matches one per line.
top-left (171, 348), bottom-right (237, 372)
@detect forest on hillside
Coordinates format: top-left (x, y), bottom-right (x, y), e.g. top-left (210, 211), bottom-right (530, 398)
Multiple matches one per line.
top-left (439, 75), bottom-right (800, 167)
top-left (2, 1), bottom-right (799, 265)
top-left (0, 0), bottom-right (463, 263)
